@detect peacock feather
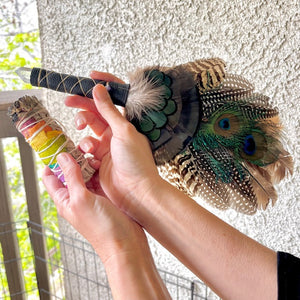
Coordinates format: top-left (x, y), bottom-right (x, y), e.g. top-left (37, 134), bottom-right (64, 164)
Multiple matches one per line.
top-left (152, 63), bottom-right (293, 214)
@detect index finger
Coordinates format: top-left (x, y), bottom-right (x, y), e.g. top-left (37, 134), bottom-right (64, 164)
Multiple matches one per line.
top-left (65, 95), bottom-right (99, 113)
top-left (90, 71), bottom-right (125, 84)
top-left (65, 71), bottom-right (124, 112)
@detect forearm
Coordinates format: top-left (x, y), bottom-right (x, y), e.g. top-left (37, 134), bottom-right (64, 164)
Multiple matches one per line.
top-left (100, 237), bottom-right (171, 300)
top-left (134, 179), bottom-right (277, 300)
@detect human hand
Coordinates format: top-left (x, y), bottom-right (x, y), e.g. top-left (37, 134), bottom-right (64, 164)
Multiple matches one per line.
top-left (42, 152), bottom-right (147, 263)
top-left (65, 72), bottom-right (163, 218)
top-left (42, 152), bottom-right (171, 300)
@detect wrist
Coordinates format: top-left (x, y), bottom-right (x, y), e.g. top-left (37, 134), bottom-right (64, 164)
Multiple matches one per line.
top-left (89, 216), bottom-right (147, 264)
top-left (101, 233), bottom-right (171, 300)
top-left (124, 174), bottom-right (166, 220)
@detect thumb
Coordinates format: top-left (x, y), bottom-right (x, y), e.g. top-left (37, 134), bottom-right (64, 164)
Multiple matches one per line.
top-left (57, 153), bottom-right (86, 195)
top-left (93, 84), bottom-right (128, 136)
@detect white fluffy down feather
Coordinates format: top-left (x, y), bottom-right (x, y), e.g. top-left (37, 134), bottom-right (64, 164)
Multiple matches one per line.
top-left (126, 68), bottom-right (166, 120)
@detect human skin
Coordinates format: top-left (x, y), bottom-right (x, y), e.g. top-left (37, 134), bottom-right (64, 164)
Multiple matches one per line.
top-left (42, 145), bottom-right (171, 299)
top-left (60, 76), bottom-right (277, 300)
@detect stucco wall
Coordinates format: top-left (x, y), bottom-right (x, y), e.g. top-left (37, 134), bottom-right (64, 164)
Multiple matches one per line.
top-left (36, 0), bottom-right (299, 295)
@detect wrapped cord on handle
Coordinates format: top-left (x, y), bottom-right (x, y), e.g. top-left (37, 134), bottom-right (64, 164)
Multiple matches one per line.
top-left (30, 67), bottom-right (129, 107)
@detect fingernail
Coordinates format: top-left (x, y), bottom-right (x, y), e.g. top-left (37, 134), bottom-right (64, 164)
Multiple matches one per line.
top-left (57, 153), bottom-right (69, 165)
top-left (93, 84), bottom-right (103, 99)
top-left (80, 141), bottom-right (93, 153)
top-left (90, 70), bottom-right (98, 77)
top-left (90, 158), bottom-right (100, 169)
top-left (75, 117), bottom-right (85, 128)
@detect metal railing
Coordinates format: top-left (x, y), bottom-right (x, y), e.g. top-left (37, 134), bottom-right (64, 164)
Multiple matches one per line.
top-left (0, 221), bottom-right (219, 300)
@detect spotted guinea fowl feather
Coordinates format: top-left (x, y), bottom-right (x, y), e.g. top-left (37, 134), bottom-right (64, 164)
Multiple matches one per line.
top-left (156, 61), bottom-right (292, 214)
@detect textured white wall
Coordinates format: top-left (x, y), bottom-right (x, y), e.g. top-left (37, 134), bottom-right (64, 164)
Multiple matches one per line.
top-left (37, 0), bottom-right (299, 292)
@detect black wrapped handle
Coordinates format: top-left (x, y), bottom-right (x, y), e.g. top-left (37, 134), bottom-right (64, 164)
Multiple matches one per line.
top-left (30, 67), bottom-right (130, 107)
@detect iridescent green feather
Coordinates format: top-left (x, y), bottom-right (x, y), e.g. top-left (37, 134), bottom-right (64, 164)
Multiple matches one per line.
top-left (135, 70), bottom-right (177, 142)
top-left (193, 97), bottom-right (282, 168)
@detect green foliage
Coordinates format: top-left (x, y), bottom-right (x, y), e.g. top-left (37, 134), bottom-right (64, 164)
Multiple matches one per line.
top-left (0, 0), bottom-right (41, 92)
top-left (0, 30), bottom-right (41, 90)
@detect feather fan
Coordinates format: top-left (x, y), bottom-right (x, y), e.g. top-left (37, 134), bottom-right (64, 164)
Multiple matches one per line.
top-left (15, 58), bottom-right (293, 214)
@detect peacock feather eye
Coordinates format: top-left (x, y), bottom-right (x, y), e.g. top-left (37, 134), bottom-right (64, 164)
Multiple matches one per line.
top-left (213, 113), bottom-right (240, 137)
top-left (239, 131), bottom-right (269, 165)
top-left (218, 118), bottom-right (230, 130)
top-left (243, 135), bottom-right (256, 155)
